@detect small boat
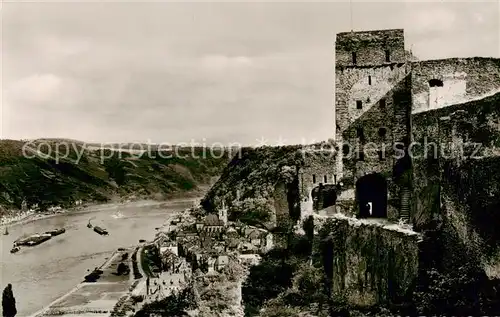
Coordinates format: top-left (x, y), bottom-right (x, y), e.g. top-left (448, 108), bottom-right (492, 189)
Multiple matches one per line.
top-left (87, 217), bottom-right (95, 229)
top-left (10, 246), bottom-right (20, 253)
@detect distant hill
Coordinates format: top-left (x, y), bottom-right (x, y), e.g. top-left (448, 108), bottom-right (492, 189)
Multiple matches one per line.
top-left (0, 139), bottom-right (230, 214)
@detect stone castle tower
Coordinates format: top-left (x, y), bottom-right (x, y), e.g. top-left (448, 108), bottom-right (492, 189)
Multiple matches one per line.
top-left (334, 29), bottom-right (412, 221)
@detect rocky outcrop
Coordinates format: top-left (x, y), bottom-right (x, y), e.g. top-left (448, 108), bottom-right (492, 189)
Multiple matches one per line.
top-left (201, 146), bottom-right (305, 229)
top-left (318, 214), bottom-right (421, 308)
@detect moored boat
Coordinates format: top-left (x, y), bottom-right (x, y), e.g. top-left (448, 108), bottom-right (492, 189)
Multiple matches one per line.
top-left (10, 246), bottom-right (20, 253)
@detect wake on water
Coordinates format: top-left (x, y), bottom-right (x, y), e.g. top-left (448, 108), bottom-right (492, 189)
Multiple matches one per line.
top-left (111, 211), bottom-right (124, 219)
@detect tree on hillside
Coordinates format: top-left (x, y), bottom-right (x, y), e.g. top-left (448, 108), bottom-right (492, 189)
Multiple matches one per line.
top-left (320, 236), bottom-right (334, 299)
top-left (303, 216), bottom-right (314, 261)
top-left (2, 284), bottom-right (17, 317)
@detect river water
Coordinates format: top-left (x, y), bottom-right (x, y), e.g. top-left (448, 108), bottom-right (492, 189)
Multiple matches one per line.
top-left (0, 199), bottom-right (194, 317)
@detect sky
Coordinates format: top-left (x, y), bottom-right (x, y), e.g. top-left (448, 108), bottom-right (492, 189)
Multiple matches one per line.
top-left (1, 0), bottom-right (499, 146)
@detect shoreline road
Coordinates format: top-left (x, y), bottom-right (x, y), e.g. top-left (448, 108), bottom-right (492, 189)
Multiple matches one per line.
top-left (27, 285), bottom-right (82, 317)
top-left (129, 245), bottom-right (148, 299)
top-left (27, 248), bottom-right (131, 317)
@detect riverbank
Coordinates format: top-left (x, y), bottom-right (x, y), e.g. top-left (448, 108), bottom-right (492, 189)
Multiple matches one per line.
top-left (27, 208), bottom-right (188, 317)
top-left (0, 180), bottom-right (212, 230)
top-left (0, 198), bottom-right (199, 232)
top-left (28, 249), bottom-right (129, 317)
top-left (2, 196), bottom-right (199, 317)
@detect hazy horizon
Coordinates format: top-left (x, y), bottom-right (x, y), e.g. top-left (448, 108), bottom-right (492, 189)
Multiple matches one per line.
top-left (2, 1), bottom-right (499, 146)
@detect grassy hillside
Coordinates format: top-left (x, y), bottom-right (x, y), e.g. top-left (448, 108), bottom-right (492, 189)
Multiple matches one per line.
top-left (0, 139), bottom-right (230, 214)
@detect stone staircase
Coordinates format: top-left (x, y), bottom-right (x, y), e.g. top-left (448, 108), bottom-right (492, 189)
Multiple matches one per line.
top-left (399, 187), bottom-right (411, 223)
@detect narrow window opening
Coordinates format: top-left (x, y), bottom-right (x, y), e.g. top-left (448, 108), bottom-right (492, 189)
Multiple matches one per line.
top-left (358, 151), bottom-right (365, 161)
top-left (342, 144), bottom-right (350, 156)
top-left (352, 52), bottom-right (357, 65)
top-left (368, 75), bottom-right (372, 85)
top-left (378, 150), bottom-right (385, 161)
top-left (385, 50), bottom-right (391, 62)
top-left (378, 127), bottom-right (387, 138)
top-left (312, 174), bottom-right (316, 184)
top-left (380, 98), bottom-right (386, 108)
top-left (356, 127), bottom-right (364, 140)
top-left (429, 79), bottom-right (444, 87)
top-left (429, 79), bottom-right (444, 108)
top-left (334, 175), bottom-right (337, 184)
top-left (324, 175), bottom-right (328, 183)
top-left (356, 100), bottom-right (363, 109)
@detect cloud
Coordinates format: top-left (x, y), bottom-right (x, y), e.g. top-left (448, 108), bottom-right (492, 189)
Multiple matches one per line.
top-left (408, 7), bottom-right (457, 33)
top-left (201, 55), bottom-right (253, 70)
top-left (2, 1), bottom-right (498, 144)
top-left (5, 74), bottom-right (63, 105)
top-left (474, 12), bottom-right (485, 24)
top-left (36, 35), bottom-right (90, 58)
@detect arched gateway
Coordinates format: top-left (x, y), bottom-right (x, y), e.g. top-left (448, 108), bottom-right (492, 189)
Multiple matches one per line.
top-left (356, 173), bottom-right (388, 218)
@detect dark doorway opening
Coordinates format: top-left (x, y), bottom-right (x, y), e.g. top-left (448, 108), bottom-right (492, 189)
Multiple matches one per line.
top-left (356, 173), bottom-right (388, 218)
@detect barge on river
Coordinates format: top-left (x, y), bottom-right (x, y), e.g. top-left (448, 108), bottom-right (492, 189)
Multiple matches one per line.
top-left (16, 233), bottom-right (52, 246)
top-left (44, 228), bottom-right (66, 236)
top-left (93, 226), bottom-right (108, 235)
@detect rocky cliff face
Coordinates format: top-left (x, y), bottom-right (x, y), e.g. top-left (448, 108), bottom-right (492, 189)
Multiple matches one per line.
top-left (318, 214), bottom-right (421, 308)
top-left (201, 146), bottom-right (304, 229)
